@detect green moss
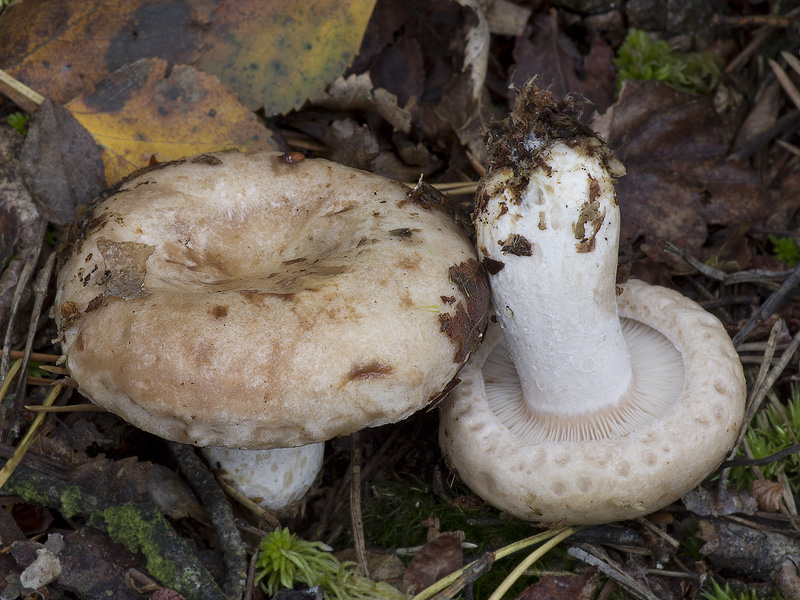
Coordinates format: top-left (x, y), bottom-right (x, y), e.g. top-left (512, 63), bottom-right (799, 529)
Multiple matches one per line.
top-left (730, 384), bottom-right (800, 491)
top-left (59, 486), bottom-right (84, 519)
top-left (256, 528), bottom-right (407, 600)
top-left (7, 112), bottom-right (29, 136)
top-left (701, 578), bottom-right (784, 600)
top-left (614, 29), bottom-right (723, 95)
top-left (768, 235), bottom-right (800, 267)
top-left (102, 505), bottom-right (189, 589)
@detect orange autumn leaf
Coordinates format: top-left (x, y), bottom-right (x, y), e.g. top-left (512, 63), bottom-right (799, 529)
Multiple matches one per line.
top-left (195, 0), bottom-right (377, 115)
top-left (66, 58), bottom-right (276, 184)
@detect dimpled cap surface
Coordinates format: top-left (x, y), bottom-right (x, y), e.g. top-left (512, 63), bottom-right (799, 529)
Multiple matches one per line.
top-left (56, 151), bottom-right (489, 449)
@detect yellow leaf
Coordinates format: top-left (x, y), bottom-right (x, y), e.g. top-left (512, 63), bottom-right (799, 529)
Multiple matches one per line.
top-left (195, 0), bottom-right (377, 115)
top-left (66, 58), bottom-right (277, 184)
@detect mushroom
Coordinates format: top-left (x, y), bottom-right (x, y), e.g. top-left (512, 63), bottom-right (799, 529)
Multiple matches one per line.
top-left (55, 150), bottom-right (489, 510)
top-left (438, 85), bottom-right (746, 525)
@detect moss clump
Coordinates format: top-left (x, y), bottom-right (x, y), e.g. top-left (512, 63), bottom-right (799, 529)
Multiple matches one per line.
top-left (614, 29), bottom-right (723, 95)
top-left (730, 385), bottom-right (800, 492)
top-left (700, 578), bottom-right (784, 600)
top-left (255, 528), bottom-right (406, 600)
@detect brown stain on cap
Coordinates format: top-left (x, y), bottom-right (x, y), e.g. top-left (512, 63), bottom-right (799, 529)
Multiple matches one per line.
top-left (347, 362), bottom-right (395, 382)
top-left (210, 305), bottom-right (228, 319)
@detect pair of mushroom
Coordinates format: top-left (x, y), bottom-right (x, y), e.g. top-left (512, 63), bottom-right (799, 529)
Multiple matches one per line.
top-left (55, 151), bottom-right (489, 511)
top-left (56, 85), bottom-right (745, 525)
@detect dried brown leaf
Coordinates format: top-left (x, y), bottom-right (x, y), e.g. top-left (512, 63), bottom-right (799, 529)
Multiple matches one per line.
top-left (401, 534), bottom-right (463, 594)
top-left (511, 11), bottom-right (616, 116)
top-left (312, 73), bottom-right (412, 133)
top-left (96, 237), bottom-right (155, 299)
top-left (752, 479), bottom-right (784, 513)
top-left (20, 99), bottom-right (106, 225)
top-left (514, 569), bottom-right (600, 600)
top-left (593, 80), bottom-right (769, 262)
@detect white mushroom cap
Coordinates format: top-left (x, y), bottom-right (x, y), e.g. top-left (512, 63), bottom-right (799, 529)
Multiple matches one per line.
top-left (438, 85), bottom-right (745, 525)
top-left (202, 444), bottom-right (324, 512)
top-left (55, 151), bottom-right (489, 449)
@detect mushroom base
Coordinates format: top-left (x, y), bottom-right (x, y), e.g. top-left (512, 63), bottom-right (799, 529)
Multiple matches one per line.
top-left (439, 280), bottom-right (746, 525)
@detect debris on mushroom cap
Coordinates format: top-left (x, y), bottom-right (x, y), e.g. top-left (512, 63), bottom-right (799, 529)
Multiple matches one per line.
top-left (54, 151), bottom-right (489, 449)
top-left (202, 444), bottom-right (324, 512)
top-left (438, 84), bottom-right (746, 525)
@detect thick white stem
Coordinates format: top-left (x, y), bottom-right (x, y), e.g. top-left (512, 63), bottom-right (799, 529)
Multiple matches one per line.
top-left (476, 141), bottom-right (631, 416)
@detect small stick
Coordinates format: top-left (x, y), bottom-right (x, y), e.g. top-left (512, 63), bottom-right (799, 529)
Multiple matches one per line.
top-left (568, 544), bottom-right (658, 600)
top-left (0, 68), bottom-right (44, 113)
top-left (487, 527), bottom-right (576, 600)
top-left (635, 517), bottom-right (680, 549)
top-left (0, 351), bottom-right (61, 363)
top-left (25, 403), bottom-right (105, 412)
top-left (713, 13), bottom-right (799, 28)
top-left (769, 59), bottom-right (800, 111)
top-left (349, 432), bottom-right (369, 578)
top-left (13, 253), bottom-right (57, 409)
top-left (732, 262), bottom-right (800, 347)
top-left (0, 383), bottom-right (62, 491)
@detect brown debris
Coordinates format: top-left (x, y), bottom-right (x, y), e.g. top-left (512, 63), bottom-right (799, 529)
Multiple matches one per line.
top-left (95, 237), bottom-right (155, 299)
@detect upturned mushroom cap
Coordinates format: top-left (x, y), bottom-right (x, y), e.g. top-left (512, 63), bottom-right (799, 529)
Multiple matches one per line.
top-left (55, 151), bottom-right (489, 449)
top-left (440, 280), bottom-right (745, 524)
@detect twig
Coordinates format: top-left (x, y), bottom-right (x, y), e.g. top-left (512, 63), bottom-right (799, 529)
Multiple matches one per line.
top-left (712, 13), bottom-right (800, 28)
top-left (215, 475), bottom-right (280, 529)
top-left (770, 59), bottom-right (800, 111)
top-left (169, 442), bottom-right (247, 600)
top-left (732, 262), bottom-right (800, 347)
top-left (568, 544), bottom-right (659, 600)
top-left (635, 517), bottom-right (680, 549)
top-left (723, 7), bottom-right (800, 73)
top-left (12, 252), bottom-right (56, 408)
top-left (734, 325), bottom-right (800, 454)
top-left (25, 403), bottom-right (105, 412)
top-left (0, 378), bottom-right (61, 490)
top-left (663, 242), bottom-right (727, 281)
top-left (721, 444), bottom-right (800, 469)
top-left (349, 432), bottom-right (369, 577)
top-left (427, 552), bottom-right (495, 600)
top-left (1, 258), bottom-right (35, 383)
top-left (728, 109), bottom-right (800, 161)
top-left (0, 350), bottom-right (61, 363)
top-left (0, 68), bottom-right (44, 113)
